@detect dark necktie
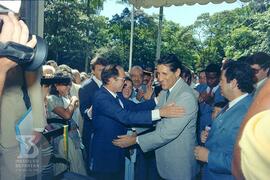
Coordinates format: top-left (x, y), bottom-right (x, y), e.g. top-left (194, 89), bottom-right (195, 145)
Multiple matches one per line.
top-left (166, 90), bottom-right (170, 101)
top-left (116, 95), bottom-right (124, 108)
top-left (218, 104), bottom-right (229, 116)
top-left (209, 87), bottom-right (213, 95)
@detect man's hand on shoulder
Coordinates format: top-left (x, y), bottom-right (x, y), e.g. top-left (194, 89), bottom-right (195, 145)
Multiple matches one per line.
top-left (159, 103), bottom-right (185, 118)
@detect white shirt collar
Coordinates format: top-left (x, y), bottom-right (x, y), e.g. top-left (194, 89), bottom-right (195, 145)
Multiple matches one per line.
top-left (168, 78), bottom-right (182, 93)
top-left (256, 77), bottom-right (268, 89)
top-left (206, 84), bottom-right (219, 93)
top-left (93, 76), bottom-right (102, 88)
top-left (228, 93), bottom-right (248, 111)
top-left (133, 86), bottom-right (142, 91)
top-left (104, 86), bottom-right (117, 98)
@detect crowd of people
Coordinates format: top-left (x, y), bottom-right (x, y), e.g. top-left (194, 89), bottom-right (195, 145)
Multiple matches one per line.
top-left (32, 51), bottom-right (270, 180)
top-left (1, 8), bottom-right (270, 180)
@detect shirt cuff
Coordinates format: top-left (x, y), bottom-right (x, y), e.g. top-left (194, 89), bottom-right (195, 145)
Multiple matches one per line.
top-left (136, 136), bottom-right (139, 144)
top-left (151, 109), bottom-right (161, 121)
top-left (154, 97), bottom-right (158, 105)
top-left (87, 108), bottom-right (92, 119)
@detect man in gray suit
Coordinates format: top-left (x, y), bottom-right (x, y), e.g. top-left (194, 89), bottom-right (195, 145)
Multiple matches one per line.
top-left (113, 54), bottom-right (198, 179)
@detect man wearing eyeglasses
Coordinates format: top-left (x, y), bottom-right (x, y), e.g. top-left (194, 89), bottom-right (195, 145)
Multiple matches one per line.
top-left (246, 52), bottom-right (270, 96)
top-left (90, 64), bottom-right (184, 180)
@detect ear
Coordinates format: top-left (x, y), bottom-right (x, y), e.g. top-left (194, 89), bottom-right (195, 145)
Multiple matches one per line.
top-left (176, 68), bottom-right (181, 78)
top-left (230, 79), bottom-right (238, 89)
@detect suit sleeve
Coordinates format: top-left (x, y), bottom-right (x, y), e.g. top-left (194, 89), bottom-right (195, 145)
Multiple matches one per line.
top-left (122, 96), bottom-right (156, 111)
top-left (207, 151), bottom-right (233, 174)
top-left (79, 86), bottom-right (92, 121)
top-left (94, 95), bottom-right (153, 126)
top-left (138, 92), bottom-right (198, 152)
top-left (207, 112), bottom-right (245, 174)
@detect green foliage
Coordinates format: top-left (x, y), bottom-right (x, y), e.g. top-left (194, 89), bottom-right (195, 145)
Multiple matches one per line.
top-left (44, 1), bottom-right (270, 73)
top-left (44, 0), bottom-right (106, 71)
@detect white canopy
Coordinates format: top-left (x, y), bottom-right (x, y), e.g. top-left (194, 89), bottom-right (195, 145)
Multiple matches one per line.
top-left (128, 0), bottom-right (250, 8)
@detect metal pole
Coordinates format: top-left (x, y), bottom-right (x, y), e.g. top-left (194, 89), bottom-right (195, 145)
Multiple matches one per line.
top-left (156, 6), bottom-right (163, 60)
top-left (129, 5), bottom-right (135, 72)
top-left (20, 1), bottom-right (44, 37)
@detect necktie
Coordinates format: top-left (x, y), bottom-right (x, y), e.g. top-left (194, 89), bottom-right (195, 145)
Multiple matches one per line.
top-left (218, 103), bottom-right (229, 116)
top-left (116, 95), bottom-right (124, 108)
top-left (166, 90), bottom-right (170, 101)
top-left (209, 87), bottom-right (213, 95)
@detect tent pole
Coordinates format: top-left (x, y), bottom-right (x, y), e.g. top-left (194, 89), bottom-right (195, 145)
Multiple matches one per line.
top-left (129, 5), bottom-right (135, 72)
top-left (156, 6), bottom-right (163, 60)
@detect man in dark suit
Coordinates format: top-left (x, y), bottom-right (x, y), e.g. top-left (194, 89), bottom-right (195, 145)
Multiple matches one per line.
top-left (91, 65), bottom-right (184, 180)
top-left (194, 61), bottom-right (254, 180)
top-left (78, 57), bottom-right (108, 173)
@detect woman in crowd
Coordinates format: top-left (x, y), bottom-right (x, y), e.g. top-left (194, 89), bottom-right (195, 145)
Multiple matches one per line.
top-left (46, 71), bottom-right (86, 176)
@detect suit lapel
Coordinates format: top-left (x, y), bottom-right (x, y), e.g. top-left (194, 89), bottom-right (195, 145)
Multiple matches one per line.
top-left (212, 96), bottom-right (248, 134)
top-left (166, 78), bottom-right (184, 103)
top-left (157, 78), bottom-right (184, 109)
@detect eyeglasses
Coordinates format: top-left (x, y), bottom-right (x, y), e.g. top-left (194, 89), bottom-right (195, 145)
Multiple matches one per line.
top-left (252, 68), bottom-right (262, 74)
top-left (116, 77), bottom-right (125, 81)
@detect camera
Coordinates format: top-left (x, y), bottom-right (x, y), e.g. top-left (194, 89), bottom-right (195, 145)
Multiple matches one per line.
top-left (0, 4), bottom-right (48, 71)
top-left (40, 75), bottom-right (71, 86)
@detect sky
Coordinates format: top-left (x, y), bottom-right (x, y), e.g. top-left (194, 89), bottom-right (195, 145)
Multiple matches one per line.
top-left (100, 0), bottom-right (248, 26)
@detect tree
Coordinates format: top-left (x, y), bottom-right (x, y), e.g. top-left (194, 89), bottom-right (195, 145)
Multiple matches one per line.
top-left (44, 0), bottom-right (107, 71)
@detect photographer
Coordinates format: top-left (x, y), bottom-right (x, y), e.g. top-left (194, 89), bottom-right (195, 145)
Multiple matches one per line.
top-left (0, 5), bottom-right (47, 180)
top-left (0, 12), bottom-right (36, 96)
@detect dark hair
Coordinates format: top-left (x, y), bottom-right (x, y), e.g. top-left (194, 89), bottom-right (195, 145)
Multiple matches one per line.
top-left (49, 72), bottom-right (72, 96)
top-left (123, 77), bottom-right (133, 89)
top-left (246, 52), bottom-right (270, 70)
top-left (199, 69), bottom-right (205, 74)
top-left (90, 56), bottom-right (108, 70)
top-left (181, 66), bottom-right (192, 85)
top-left (224, 61), bottom-right (254, 93)
top-left (214, 101), bottom-right (228, 109)
top-left (206, 63), bottom-right (221, 76)
top-left (125, 76), bottom-right (133, 85)
top-left (157, 54), bottom-right (182, 73)
top-left (101, 64), bottom-right (119, 85)
top-left (222, 59), bottom-right (235, 70)
top-left (237, 56), bottom-right (249, 63)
